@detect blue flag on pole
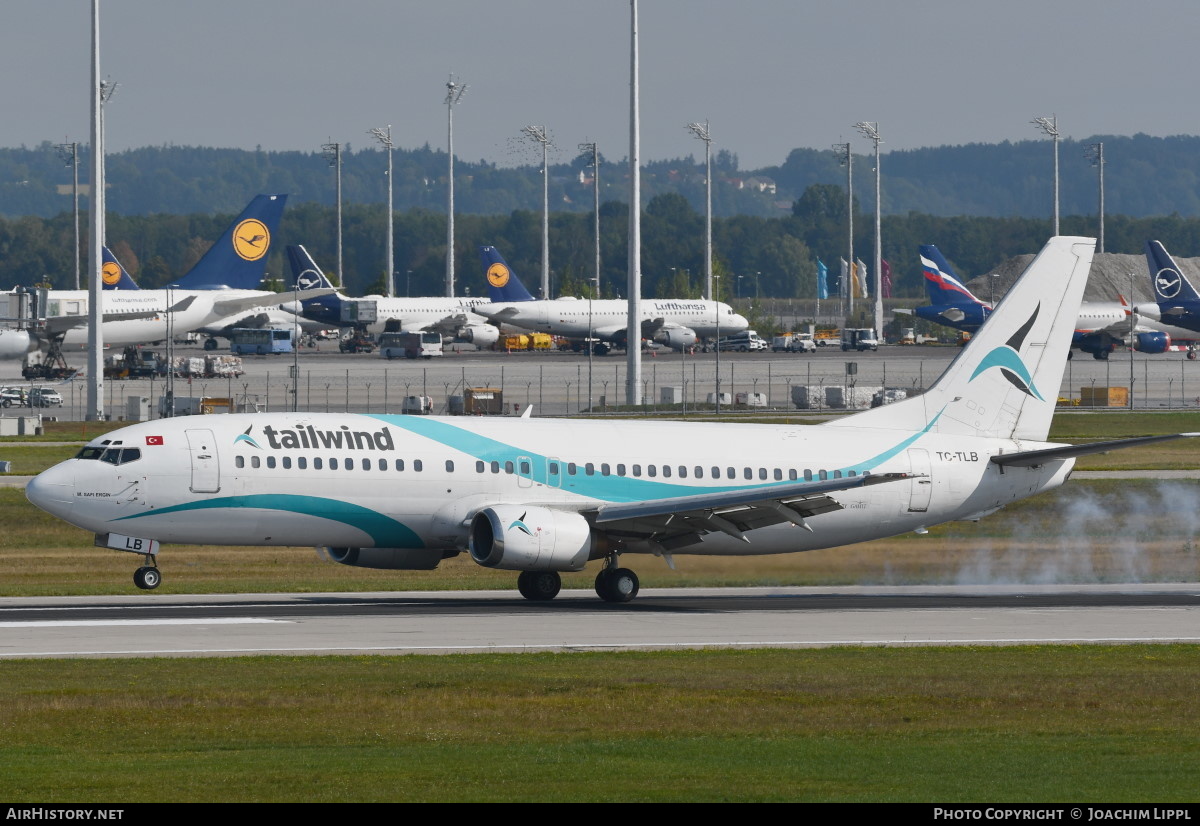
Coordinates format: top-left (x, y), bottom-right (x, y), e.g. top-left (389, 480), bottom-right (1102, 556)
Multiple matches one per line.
top-left (817, 259), bottom-right (829, 299)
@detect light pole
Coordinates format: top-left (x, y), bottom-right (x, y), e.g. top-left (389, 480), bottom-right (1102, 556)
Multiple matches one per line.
top-left (56, 140), bottom-right (80, 290)
top-left (368, 125), bottom-right (394, 297)
top-left (1032, 115), bottom-right (1060, 236)
top-left (833, 141), bottom-right (853, 321)
top-left (579, 141), bottom-right (601, 296)
top-left (522, 125), bottom-right (552, 299)
top-left (445, 75), bottom-right (468, 298)
top-left (989, 273), bottom-right (1000, 308)
top-left (1086, 141), bottom-right (1105, 253)
top-left (855, 121), bottom-right (883, 343)
top-left (687, 120), bottom-right (713, 300)
top-left (321, 140), bottom-right (342, 285)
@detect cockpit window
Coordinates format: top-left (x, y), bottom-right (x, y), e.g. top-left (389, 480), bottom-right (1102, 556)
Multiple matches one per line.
top-left (75, 447), bottom-right (105, 460)
top-left (95, 447), bottom-right (142, 466)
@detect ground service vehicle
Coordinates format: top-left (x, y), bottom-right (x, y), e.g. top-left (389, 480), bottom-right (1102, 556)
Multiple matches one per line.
top-left (230, 328), bottom-right (294, 355)
top-left (380, 331), bottom-right (443, 360)
top-left (28, 387), bottom-right (63, 407)
top-left (841, 328), bottom-right (879, 351)
top-left (718, 330), bottom-right (768, 352)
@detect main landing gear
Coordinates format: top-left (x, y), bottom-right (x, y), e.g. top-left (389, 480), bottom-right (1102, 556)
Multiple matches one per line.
top-left (513, 556), bottom-right (641, 603)
top-left (133, 554), bottom-right (161, 590)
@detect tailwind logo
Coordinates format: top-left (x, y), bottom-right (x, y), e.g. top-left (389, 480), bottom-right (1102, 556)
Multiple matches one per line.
top-left (1156, 267), bottom-right (1182, 299)
top-left (234, 425), bottom-right (262, 449)
top-left (508, 511), bottom-right (535, 537)
top-left (487, 262), bottom-right (511, 288)
top-left (968, 305), bottom-right (1044, 400)
top-left (233, 219), bottom-right (270, 261)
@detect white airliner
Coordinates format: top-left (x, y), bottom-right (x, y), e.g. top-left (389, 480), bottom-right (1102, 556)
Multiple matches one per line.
top-left (286, 246), bottom-right (502, 348)
top-left (26, 237), bottom-right (1195, 601)
top-left (472, 246), bottom-right (750, 354)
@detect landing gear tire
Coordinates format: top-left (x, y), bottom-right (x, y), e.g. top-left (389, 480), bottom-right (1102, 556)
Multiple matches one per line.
top-left (1189, 350), bottom-right (1198, 361)
top-left (595, 567), bottom-right (639, 603)
top-left (133, 566), bottom-right (161, 590)
top-left (517, 570), bottom-right (561, 601)
top-left (593, 342), bottom-right (610, 356)
top-left (1094, 349), bottom-right (1109, 360)
top-left (203, 338), bottom-right (218, 351)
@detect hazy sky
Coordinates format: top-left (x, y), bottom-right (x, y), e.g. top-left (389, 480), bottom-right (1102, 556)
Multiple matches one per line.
top-left (3, 0), bottom-right (1197, 170)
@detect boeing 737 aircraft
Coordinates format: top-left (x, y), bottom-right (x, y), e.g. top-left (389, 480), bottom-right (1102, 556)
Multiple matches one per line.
top-left (473, 246), bottom-right (749, 354)
top-left (287, 245), bottom-right (501, 347)
top-left (27, 236), bottom-right (1195, 601)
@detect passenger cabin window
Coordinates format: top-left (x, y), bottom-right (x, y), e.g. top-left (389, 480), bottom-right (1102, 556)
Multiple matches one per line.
top-left (585, 462), bottom-right (595, 476)
top-left (329, 458), bottom-right (339, 470)
top-left (379, 458), bottom-right (388, 471)
top-left (267, 457), bottom-right (277, 469)
top-left (345, 458), bottom-right (354, 471)
top-left (491, 461), bottom-right (500, 474)
top-left (235, 456), bottom-right (244, 469)
top-left (314, 458), bottom-right (323, 470)
top-left (743, 467), bottom-right (753, 480)
top-left (298, 457), bottom-right (307, 470)
top-left (283, 457), bottom-right (292, 469)
top-left (617, 464), bottom-right (626, 476)
top-left (251, 456), bottom-right (261, 469)
top-left (476, 461), bottom-right (485, 473)
top-left (632, 464), bottom-right (642, 477)
top-left (601, 463), bottom-right (611, 476)
top-left (726, 467), bottom-right (735, 479)
top-left (789, 469), bottom-right (798, 481)
top-left (758, 468), bottom-right (767, 480)
top-left (773, 469), bottom-right (782, 480)
top-left (648, 465), bottom-right (657, 478)
top-left (567, 463), bottom-right (577, 476)
top-left (362, 458), bottom-right (371, 471)
top-left (519, 460), bottom-right (530, 475)
top-left (446, 460), bottom-right (455, 472)
top-left (414, 460), bottom-right (423, 472)
top-left (505, 461), bottom-right (514, 474)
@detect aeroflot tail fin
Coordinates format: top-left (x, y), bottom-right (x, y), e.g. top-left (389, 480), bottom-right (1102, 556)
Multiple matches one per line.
top-left (832, 237), bottom-right (1096, 441)
top-left (286, 245), bottom-right (336, 290)
top-left (480, 245), bottom-right (536, 302)
top-left (101, 247), bottom-right (139, 290)
top-left (919, 245), bottom-right (988, 307)
top-left (1145, 240), bottom-right (1200, 303)
top-left (171, 194), bottom-right (287, 290)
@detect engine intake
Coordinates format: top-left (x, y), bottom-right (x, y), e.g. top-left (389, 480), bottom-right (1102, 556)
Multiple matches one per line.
top-left (1135, 331), bottom-right (1171, 354)
top-left (655, 328), bottom-right (698, 351)
top-left (469, 505), bottom-right (595, 571)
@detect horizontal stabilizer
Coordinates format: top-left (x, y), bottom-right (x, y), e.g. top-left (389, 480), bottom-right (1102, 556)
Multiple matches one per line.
top-left (991, 433), bottom-right (1200, 467)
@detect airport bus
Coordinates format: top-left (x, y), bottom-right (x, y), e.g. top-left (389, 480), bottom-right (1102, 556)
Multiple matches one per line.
top-left (379, 331), bottom-right (443, 360)
top-left (230, 328), bottom-right (294, 355)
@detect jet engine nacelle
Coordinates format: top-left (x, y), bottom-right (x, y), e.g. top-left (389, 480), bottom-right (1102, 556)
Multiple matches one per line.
top-left (1135, 331), bottom-right (1171, 354)
top-left (461, 323), bottom-right (500, 347)
top-left (655, 327), bottom-right (698, 351)
top-left (468, 505), bottom-right (595, 572)
top-left (323, 546), bottom-right (455, 570)
top-left (0, 329), bottom-right (36, 360)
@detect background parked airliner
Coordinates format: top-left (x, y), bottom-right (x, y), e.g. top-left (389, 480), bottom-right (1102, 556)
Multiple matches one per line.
top-left (473, 245), bottom-right (749, 354)
top-left (286, 245), bottom-right (501, 347)
top-left (27, 236), bottom-right (1193, 600)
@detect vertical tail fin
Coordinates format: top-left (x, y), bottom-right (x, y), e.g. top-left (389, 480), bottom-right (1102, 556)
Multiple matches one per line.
top-left (101, 247), bottom-right (139, 290)
top-left (919, 245), bottom-right (987, 306)
top-left (170, 194), bottom-right (287, 290)
top-left (1145, 240), bottom-right (1200, 303)
top-left (286, 245), bottom-right (336, 290)
top-left (480, 245), bottom-right (536, 302)
top-left (831, 237), bottom-right (1096, 441)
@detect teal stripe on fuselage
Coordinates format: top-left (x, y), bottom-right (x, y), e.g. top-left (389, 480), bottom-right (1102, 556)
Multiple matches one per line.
top-left (367, 413), bottom-right (941, 504)
top-left (113, 494), bottom-right (424, 548)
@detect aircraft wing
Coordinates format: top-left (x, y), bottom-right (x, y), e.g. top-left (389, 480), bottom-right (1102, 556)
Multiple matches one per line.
top-left (41, 295), bottom-right (197, 339)
top-left (640, 317), bottom-right (667, 338)
top-left (211, 288), bottom-right (335, 318)
top-left (586, 472), bottom-right (909, 549)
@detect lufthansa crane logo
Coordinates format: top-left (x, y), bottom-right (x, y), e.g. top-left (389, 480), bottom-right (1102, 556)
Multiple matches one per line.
top-left (295, 268), bottom-right (321, 290)
top-left (486, 263), bottom-right (511, 288)
top-left (101, 262), bottom-right (122, 286)
top-left (233, 219), bottom-right (270, 261)
top-left (1156, 267), bottom-right (1182, 299)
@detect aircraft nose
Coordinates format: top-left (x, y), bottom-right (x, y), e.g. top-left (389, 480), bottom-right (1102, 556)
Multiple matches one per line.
top-left (730, 314), bottom-right (750, 329)
top-left (25, 463), bottom-right (74, 521)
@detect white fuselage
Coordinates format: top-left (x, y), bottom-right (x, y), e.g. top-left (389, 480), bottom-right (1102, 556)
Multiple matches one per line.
top-left (355, 295), bottom-right (494, 337)
top-left (476, 298), bottom-right (749, 341)
top-left (1077, 301), bottom-right (1199, 343)
top-left (27, 412), bottom-right (1072, 557)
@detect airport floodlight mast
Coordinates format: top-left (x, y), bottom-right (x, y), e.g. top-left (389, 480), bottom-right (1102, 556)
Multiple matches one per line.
top-left (1086, 141), bottom-right (1105, 253)
top-left (626, 0), bottom-right (642, 406)
top-left (445, 75), bottom-right (468, 298)
top-left (56, 140), bottom-right (80, 290)
top-left (833, 141), bottom-right (852, 320)
top-left (578, 141), bottom-right (601, 296)
top-left (368, 125), bottom-right (395, 297)
top-left (687, 120), bottom-right (714, 300)
top-left (522, 125), bottom-right (553, 299)
top-left (854, 121), bottom-right (883, 342)
top-left (321, 140), bottom-right (342, 284)
top-left (1032, 115), bottom-right (1060, 236)
top-left (87, 0), bottom-right (104, 422)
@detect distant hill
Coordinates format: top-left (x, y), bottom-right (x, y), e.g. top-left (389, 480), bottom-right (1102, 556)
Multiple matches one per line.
top-left (4, 133), bottom-right (1200, 221)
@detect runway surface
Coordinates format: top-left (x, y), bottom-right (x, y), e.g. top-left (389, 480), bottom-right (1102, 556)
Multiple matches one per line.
top-left (2, 584), bottom-right (1197, 659)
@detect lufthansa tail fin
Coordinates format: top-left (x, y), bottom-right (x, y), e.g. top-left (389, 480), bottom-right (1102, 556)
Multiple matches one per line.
top-left (919, 245), bottom-right (988, 307)
top-left (480, 246), bottom-right (536, 302)
top-left (101, 247), bottom-right (140, 290)
top-left (831, 237), bottom-right (1096, 442)
top-left (1145, 240), bottom-right (1200, 303)
top-left (286, 245), bottom-right (337, 290)
top-left (170, 194), bottom-right (287, 290)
